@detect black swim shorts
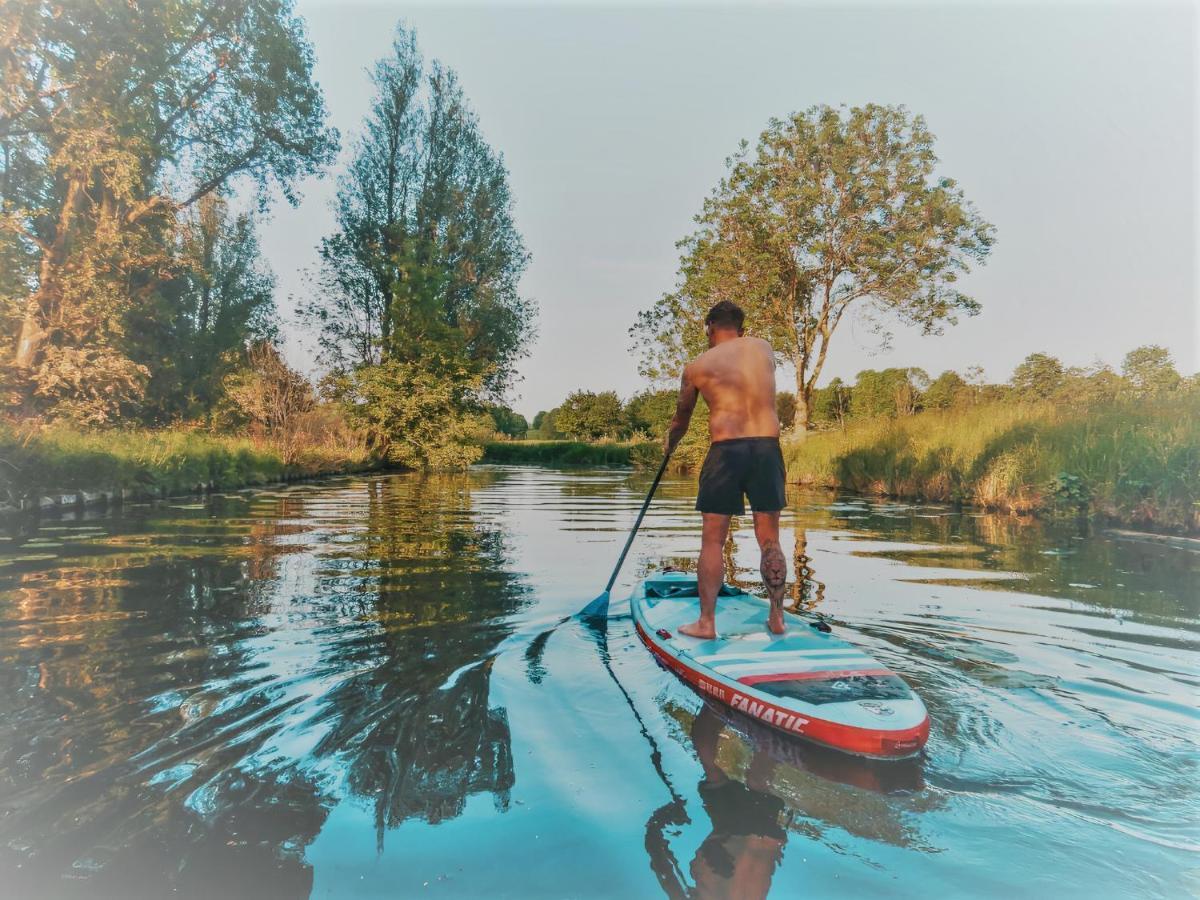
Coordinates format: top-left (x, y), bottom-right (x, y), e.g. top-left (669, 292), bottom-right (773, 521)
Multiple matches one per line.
top-left (695, 436), bottom-right (787, 516)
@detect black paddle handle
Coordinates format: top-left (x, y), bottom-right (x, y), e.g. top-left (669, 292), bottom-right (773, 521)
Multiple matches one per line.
top-left (604, 451), bottom-right (673, 594)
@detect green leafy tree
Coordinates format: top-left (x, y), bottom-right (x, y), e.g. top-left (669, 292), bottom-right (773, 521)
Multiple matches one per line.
top-left (1, 0), bottom-right (337, 419)
top-left (530, 407), bottom-right (564, 439)
top-left (625, 388), bottom-right (677, 437)
top-left (146, 195), bottom-right (278, 420)
top-left (923, 370), bottom-right (969, 410)
top-left (1011, 353), bottom-right (1065, 400)
top-left (1122, 345), bottom-right (1181, 397)
top-left (329, 354), bottom-right (487, 470)
top-left (554, 390), bottom-right (625, 441)
top-left (300, 25), bottom-right (532, 394)
top-left (811, 377), bottom-right (851, 426)
top-left (632, 104), bottom-right (994, 431)
top-left (488, 405), bottom-right (528, 438)
top-left (850, 368), bottom-right (928, 418)
top-left (775, 391), bottom-right (797, 430)
top-left (1052, 361), bottom-right (1124, 408)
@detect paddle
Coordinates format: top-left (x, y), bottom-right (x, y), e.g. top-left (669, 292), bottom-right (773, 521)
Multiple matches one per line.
top-left (580, 449), bottom-right (673, 618)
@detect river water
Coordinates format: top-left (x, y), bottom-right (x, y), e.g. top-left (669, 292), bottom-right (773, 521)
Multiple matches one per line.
top-left (0, 467), bottom-right (1195, 898)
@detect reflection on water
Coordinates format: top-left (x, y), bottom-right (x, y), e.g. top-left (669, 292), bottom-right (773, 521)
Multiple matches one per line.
top-left (0, 467), bottom-right (1196, 898)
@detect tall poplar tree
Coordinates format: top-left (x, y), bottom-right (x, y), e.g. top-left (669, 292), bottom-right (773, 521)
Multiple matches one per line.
top-left (301, 25), bottom-right (532, 396)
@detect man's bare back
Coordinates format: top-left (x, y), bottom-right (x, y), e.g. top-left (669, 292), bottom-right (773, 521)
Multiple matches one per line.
top-left (665, 302), bottom-right (789, 640)
top-left (684, 336), bottom-right (780, 442)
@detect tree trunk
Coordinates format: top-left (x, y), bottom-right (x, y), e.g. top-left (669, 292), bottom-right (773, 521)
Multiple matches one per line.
top-left (13, 294), bottom-right (48, 369)
top-left (790, 368), bottom-right (811, 436)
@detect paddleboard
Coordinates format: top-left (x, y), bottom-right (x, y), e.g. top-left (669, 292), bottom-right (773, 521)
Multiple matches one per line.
top-left (631, 570), bottom-right (929, 759)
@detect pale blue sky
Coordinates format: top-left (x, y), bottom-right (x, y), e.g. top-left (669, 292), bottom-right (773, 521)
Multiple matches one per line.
top-left (260, 1), bottom-right (1197, 419)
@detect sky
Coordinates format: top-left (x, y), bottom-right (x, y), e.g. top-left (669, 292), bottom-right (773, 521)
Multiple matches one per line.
top-left (259, 1), bottom-right (1198, 420)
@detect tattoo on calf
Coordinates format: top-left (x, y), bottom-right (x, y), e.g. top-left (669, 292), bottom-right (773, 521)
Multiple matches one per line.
top-left (760, 539), bottom-right (787, 604)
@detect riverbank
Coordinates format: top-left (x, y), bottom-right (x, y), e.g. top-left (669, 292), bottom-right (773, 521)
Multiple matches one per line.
top-left (782, 399), bottom-right (1200, 533)
top-left (0, 423), bottom-right (376, 513)
top-left (482, 440), bottom-right (647, 465)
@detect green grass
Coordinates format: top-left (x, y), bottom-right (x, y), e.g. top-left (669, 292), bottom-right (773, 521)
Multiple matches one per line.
top-left (482, 440), bottom-right (649, 466)
top-left (0, 422), bottom-right (376, 505)
top-left (782, 398), bottom-right (1200, 532)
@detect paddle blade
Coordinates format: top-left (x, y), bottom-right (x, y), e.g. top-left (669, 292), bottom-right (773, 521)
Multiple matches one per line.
top-left (580, 591), bottom-right (610, 619)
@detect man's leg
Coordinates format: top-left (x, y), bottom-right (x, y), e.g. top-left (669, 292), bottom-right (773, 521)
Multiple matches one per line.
top-left (679, 513), bottom-right (731, 639)
top-left (753, 511), bottom-right (787, 634)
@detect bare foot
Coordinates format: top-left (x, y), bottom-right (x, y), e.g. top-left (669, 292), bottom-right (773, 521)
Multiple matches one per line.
top-left (678, 619), bottom-right (718, 640)
top-left (767, 601), bottom-right (786, 635)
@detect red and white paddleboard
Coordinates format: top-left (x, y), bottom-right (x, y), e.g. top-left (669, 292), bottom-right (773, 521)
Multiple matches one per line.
top-left (632, 571), bottom-right (929, 759)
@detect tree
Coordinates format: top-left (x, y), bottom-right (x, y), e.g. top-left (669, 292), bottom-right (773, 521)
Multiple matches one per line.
top-left (811, 377), bottom-right (851, 426)
top-left (1, 0), bottom-right (337, 419)
top-left (300, 25), bottom-right (532, 395)
top-left (554, 390), bottom-right (625, 441)
top-left (488, 405), bottom-right (528, 438)
top-left (923, 369), bottom-right (969, 410)
top-left (632, 104), bottom-right (994, 431)
top-left (222, 341), bottom-right (314, 436)
top-left (147, 195), bottom-right (278, 420)
top-left (625, 388), bottom-right (677, 437)
top-left (530, 407), bottom-right (564, 440)
top-left (329, 353), bottom-right (487, 470)
top-left (1011, 353), bottom-right (1065, 400)
top-left (775, 391), bottom-right (797, 430)
top-left (1122, 345), bottom-right (1180, 397)
top-left (850, 368), bottom-right (927, 418)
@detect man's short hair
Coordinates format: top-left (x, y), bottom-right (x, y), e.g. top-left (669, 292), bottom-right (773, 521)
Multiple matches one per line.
top-left (705, 300), bottom-right (745, 332)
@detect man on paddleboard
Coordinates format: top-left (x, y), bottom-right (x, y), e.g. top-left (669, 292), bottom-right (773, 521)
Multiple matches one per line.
top-left (665, 300), bottom-right (788, 639)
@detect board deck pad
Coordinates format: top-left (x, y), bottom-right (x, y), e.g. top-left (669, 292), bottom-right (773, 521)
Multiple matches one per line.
top-left (631, 571), bottom-right (929, 758)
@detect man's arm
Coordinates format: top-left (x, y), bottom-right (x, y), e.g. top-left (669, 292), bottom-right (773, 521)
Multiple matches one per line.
top-left (665, 367), bottom-right (699, 454)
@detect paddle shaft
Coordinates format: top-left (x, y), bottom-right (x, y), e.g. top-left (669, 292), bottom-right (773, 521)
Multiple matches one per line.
top-left (603, 451), bottom-right (672, 595)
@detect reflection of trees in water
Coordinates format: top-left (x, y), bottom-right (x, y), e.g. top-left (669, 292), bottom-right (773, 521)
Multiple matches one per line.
top-left (788, 528), bottom-right (825, 614)
top-left (306, 474), bottom-right (528, 839)
top-left (0, 549), bottom-right (329, 896)
top-left (0, 471), bottom-right (530, 891)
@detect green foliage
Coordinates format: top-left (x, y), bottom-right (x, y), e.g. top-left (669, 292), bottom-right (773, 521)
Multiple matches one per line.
top-left (330, 357), bottom-right (486, 470)
top-left (554, 390), bottom-right (626, 441)
top-left (849, 368), bottom-right (928, 419)
top-left (811, 378), bottom-right (852, 426)
top-left (632, 103), bottom-right (993, 429)
top-left (0, 419), bottom-right (372, 505)
top-left (488, 405), bottom-right (529, 438)
top-left (299, 25), bottom-right (532, 395)
top-left (775, 391), bottom-right (797, 430)
top-left (528, 407), bottom-right (564, 440)
top-left (147, 196), bottom-right (279, 420)
top-left (923, 370), bottom-right (970, 410)
top-left (1122, 345), bottom-right (1181, 397)
top-left (1, 0), bottom-right (337, 420)
top-left (1011, 353), bottom-right (1065, 400)
top-left (482, 441), bottom-right (637, 466)
top-left (625, 388), bottom-right (677, 437)
top-left (782, 397), bottom-right (1200, 532)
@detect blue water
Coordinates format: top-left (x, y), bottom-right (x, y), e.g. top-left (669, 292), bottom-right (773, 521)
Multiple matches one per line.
top-left (0, 467), bottom-right (1196, 898)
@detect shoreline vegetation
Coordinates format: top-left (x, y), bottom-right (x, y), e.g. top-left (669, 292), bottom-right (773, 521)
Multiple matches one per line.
top-left (5, 393), bottom-right (1197, 536)
top-left (0, 422), bottom-right (375, 514)
top-left (486, 395), bottom-right (1200, 535)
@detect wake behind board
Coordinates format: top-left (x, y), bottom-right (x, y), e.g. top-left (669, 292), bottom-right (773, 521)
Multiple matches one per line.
top-left (631, 571), bottom-right (929, 759)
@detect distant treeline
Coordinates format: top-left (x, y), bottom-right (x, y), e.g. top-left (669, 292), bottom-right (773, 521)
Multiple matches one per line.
top-left (498, 345), bottom-right (1194, 444)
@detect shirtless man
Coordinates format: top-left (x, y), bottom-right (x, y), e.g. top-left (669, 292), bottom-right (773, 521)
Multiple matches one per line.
top-left (665, 300), bottom-right (788, 639)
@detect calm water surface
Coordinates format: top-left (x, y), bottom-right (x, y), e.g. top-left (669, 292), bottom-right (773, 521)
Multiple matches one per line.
top-left (0, 467), bottom-right (1196, 898)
